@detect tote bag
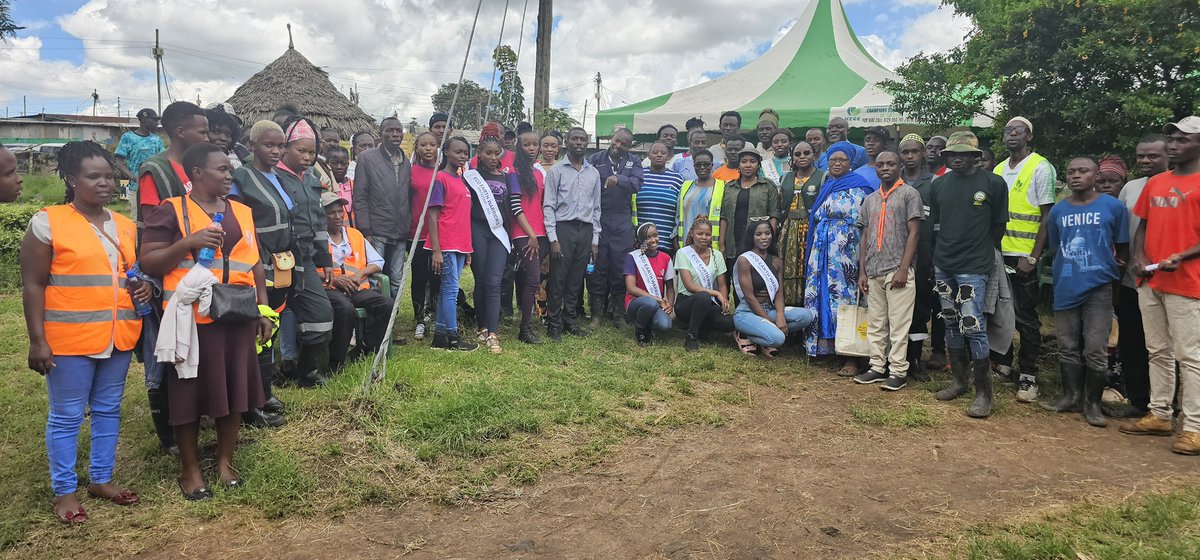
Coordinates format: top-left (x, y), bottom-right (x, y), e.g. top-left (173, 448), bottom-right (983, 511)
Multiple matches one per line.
top-left (834, 298), bottom-right (870, 357)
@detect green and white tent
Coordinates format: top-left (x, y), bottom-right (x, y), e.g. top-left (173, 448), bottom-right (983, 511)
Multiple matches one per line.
top-left (596, 0), bottom-right (926, 135)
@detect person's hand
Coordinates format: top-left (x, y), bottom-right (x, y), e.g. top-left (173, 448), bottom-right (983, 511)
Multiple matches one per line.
top-left (604, 175), bottom-right (619, 189)
top-left (775, 314), bottom-right (788, 332)
top-left (1133, 254), bottom-right (1152, 277)
top-left (859, 272), bottom-right (870, 295)
top-left (184, 226), bottom-right (223, 252)
top-left (129, 280), bottom-right (153, 304)
top-left (716, 291), bottom-right (731, 314)
top-left (465, 253), bottom-right (472, 268)
top-left (591, 244), bottom-right (599, 264)
top-left (890, 268), bottom-right (909, 290)
top-left (331, 276), bottom-right (359, 293)
top-left (322, 268), bottom-right (334, 286)
top-left (524, 240), bottom-right (539, 261)
top-left (1016, 257), bottom-right (1036, 277)
top-left (256, 317), bottom-right (274, 346)
top-left (28, 340), bottom-right (54, 375)
top-left (549, 241), bottom-right (562, 260)
top-left (1161, 253), bottom-right (1183, 272)
top-left (431, 250), bottom-right (444, 275)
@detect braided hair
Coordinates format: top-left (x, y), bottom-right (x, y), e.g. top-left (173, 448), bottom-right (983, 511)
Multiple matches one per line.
top-left (684, 216), bottom-right (712, 247)
top-left (57, 141), bottom-right (113, 204)
top-left (635, 222), bottom-right (657, 252)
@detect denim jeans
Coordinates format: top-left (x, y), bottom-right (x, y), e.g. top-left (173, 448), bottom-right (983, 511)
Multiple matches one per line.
top-left (1054, 286), bottom-right (1112, 371)
top-left (436, 252), bottom-right (467, 334)
top-left (278, 308), bottom-right (299, 362)
top-left (45, 351), bottom-right (132, 496)
top-left (733, 302), bottom-right (815, 347)
top-left (470, 229), bottom-right (509, 333)
top-left (626, 296), bottom-right (673, 332)
top-left (371, 237), bottom-right (409, 299)
top-left (933, 269), bottom-right (990, 361)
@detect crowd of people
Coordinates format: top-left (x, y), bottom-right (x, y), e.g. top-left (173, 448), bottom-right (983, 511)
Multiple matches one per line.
top-left (9, 98), bottom-right (1200, 524)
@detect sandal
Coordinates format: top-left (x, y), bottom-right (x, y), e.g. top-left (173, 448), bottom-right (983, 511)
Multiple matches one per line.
top-left (734, 331), bottom-right (757, 355)
top-left (52, 497), bottom-right (87, 524)
top-left (837, 359), bottom-right (861, 377)
top-left (87, 484), bottom-right (140, 506)
top-left (761, 346), bottom-right (779, 358)
top-left (178, 479), bottom-right (212, 501)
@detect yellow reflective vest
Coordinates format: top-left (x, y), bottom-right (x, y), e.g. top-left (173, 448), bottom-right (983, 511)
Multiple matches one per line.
top-left (995, 152), bottom-right (1049, 256)
top-left (676, 179), bottom-right (726, 248)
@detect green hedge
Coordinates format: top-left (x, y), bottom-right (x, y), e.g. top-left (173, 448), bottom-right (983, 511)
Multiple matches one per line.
top-left (0, 204), bottom-right (44, 288)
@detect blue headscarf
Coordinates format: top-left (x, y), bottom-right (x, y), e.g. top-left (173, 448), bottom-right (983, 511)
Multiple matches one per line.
top-left (805, 144), bottom-right (874, 254)
top-left (816, 140), bottom-right (868, 170)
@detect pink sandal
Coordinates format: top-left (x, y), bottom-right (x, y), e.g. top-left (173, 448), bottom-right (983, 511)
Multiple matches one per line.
top-left (734, 331), bottom-right (757, 354)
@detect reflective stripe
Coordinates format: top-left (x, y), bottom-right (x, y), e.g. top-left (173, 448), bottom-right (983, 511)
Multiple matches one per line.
top-left (1003, 229), bottom-right (1038, 240)
top-left (256, 223), bottom-right (289, 234)
top-left (1009, 211), bottom-right (1041, 222)
top-left (49, 274), bottom-right (127, 288)
top-left (46, 309), bottom-right (140, 323)
top-left (180, 258), bottom-right (255, 273)
top-left (298, 320), bottom-right (333, 333)
top-left (314, 230), bottom-right (330, 241)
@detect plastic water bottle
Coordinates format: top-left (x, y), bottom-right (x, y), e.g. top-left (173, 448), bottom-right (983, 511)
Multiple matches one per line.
top-left (126, 265), bottom-right (155, 317)
top-left (586, 256), bottom-right (595, 275)
top-left (196, 213), bottom-right (224, 266)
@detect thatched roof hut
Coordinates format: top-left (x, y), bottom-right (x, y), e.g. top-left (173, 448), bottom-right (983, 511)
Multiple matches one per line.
top-left (225, 34), bottom-right (377, 139)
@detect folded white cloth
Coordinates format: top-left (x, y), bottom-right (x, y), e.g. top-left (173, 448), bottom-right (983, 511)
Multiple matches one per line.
top-left (155, 265), bottom-right (218, 379)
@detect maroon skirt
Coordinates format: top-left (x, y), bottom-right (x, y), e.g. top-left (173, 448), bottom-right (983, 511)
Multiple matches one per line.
top-left (167, 320), bottom-right (264, 425)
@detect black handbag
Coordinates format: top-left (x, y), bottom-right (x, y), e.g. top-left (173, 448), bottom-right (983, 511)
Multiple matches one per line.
top-left (181, 196), bottom-right (260, 323)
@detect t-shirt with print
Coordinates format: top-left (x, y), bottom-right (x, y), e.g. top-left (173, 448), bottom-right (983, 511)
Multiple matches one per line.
top-left (857, 181), bottom-right (923, 277)
top-left (622, 250), bottom-right (675, 308)
top-left (1047, 195), bottom-right (1129, 311)
top-left (115, 131), bottom-right (164, 179)
top-left (930, 170), bottom-right (1009, 275)
top-left (674, 247), bottom-right (726, 297)
top-left (424, 170), bottom-right (473, 254)
top-left (1133, 171), bottom-right (1200, 299)
top-left (472, 170), bottom-right (517, 240)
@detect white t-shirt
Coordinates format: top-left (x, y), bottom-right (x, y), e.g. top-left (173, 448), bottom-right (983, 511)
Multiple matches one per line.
top-left (1117, 177), bottom-right (1149, 289)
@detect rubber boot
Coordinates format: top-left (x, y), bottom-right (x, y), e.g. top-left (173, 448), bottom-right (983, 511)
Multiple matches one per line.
top-left (259, 359), bottom-right (285, 414)
top-left (966, 359), bottom-right (993, 418)
top-left (1082, 367), bottom-right (1109, 428)
top-left (1041, 363), bottom-right (1083, 413)
top-left (935, 348), bottom-right (971, 401)
top-left (292, 344), bottom-right (327, 387)
top-left (147, 386), bottom-right (178, 455)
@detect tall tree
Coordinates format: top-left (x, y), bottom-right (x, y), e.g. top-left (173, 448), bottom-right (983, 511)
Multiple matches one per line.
top-left (532, 107), bottom-right (577, 134)
top-left (430, 80), bottom-right (492, 130)
top-left (494, 45), bottom-right (525, 129)
top-left (881, 0), bottom-right (1200, 167)
top-left (0, 0), bottom-right (25, 39)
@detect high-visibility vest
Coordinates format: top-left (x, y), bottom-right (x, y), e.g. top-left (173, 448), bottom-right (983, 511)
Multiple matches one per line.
top-left (995, 152), bottom-right (1049, 256)
top-left (323, 226), bottom-right (371, 290)
top-left (42, 205), bottom-right (141, 355)
top-left (676, 179), bottom-right (726, 247)
top-left (162, 197), bottom-right (260, 325)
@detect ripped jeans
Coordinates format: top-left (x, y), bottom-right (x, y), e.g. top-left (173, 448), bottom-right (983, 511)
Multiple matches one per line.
top-left (933, 269), bottom-right (990, 361)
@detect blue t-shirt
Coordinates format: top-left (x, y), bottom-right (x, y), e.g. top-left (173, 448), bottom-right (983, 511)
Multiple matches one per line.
top-left (115, 131), bottom-right (164, 181)
top-left (852, 164), bottom-right (883, 190)
top-left (1046, 195), bottom-right (1129, 311)
top-left (636, 169), bottom-right (684, 250)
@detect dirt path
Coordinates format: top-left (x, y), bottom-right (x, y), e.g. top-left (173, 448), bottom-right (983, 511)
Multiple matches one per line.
top-left (138, 374), bottom-right (1194, 559)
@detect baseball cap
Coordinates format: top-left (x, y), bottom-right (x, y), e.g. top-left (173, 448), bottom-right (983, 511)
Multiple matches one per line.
top-left (736, 146), bottom-right (763, 161)
top-left (320, 192), bottom-right (348, 208)
top-left (1163, 116), bottom-right (1200, 135)
top-left (865, 126), bottom-right (890, 141)
top-left (136, 108), bottom-right (159, 120)
top-left (941, 131), bottom-right (982, 155)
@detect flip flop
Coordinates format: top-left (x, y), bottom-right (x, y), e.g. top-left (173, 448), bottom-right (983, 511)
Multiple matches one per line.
top-left (761, 346), bottom-right (779, 358)
top-left (734, 331), bottom-right (757, 355)
top-left (87, 485), bottom-right (140, 506)
top-left (54, 505), bottom-right (87, 524)
top-left (178, 479), bottom-right (212, 501)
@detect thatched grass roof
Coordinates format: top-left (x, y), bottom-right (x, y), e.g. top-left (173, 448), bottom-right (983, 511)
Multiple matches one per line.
top-left (225, 47), bottom-right (378, 139)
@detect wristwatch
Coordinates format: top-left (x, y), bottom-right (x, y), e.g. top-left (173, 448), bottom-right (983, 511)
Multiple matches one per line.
top-left (1025, 256), bottom-right (1038, 266)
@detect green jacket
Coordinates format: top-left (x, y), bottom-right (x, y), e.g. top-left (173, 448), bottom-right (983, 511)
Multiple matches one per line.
top-left (137, 152), bottom-right (187, 226)
top-left (720, 177), bottom-right (780, 254)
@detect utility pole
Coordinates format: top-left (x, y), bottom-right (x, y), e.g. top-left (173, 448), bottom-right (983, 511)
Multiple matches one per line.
top-left (532, 0), bottom-right (552, 126)
top-left (580, 99), bottom-right (588, 128)
top-left (23, 95), bottom-right (27, 116)
top-left (116, 96), bottom-right (120, 118)
top-left (594, 72), bottom-right (602, 148)
top-left (92, 89), bottom-right (99, 117)
top-left (153, 29), bottom-right (164, 114)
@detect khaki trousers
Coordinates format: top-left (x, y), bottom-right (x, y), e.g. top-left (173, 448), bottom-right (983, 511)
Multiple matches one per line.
top-left (867, 268), bottom-right (917, 377)
top-left (1137, 286), bottom-right (1200, 432)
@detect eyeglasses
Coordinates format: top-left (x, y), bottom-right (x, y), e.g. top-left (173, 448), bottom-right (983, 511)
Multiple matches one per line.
top-left (1003, 126), bottom-right (1029, 134)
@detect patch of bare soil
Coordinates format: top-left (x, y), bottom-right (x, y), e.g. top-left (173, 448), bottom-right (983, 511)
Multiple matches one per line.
top-left (136, 374), bottom-right (1194, 560)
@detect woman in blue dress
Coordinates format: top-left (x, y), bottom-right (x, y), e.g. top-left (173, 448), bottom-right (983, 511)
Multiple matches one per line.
top-left (803, 142), bottom-right (874, 375)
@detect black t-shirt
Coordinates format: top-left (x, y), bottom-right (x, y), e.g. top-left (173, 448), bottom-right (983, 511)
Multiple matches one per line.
top-left (930, 170), bottom-right (1008, 275)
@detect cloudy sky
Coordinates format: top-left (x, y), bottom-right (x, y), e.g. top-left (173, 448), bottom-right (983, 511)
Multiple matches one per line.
top-left (1, 0), bottom-right (971, 131)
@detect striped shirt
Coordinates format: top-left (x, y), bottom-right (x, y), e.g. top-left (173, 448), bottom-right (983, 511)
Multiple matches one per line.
top-left (635, 168), bottom-right (684, 250)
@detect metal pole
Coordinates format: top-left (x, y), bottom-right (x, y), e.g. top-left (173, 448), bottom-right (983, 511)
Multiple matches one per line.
top-left (154, 29), bottom-right (163, 114)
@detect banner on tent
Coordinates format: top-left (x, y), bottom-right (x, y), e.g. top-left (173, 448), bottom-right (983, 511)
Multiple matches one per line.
top-left (829, 105), bottom-right (910, 127)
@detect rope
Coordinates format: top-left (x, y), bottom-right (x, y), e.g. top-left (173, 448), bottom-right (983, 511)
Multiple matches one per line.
top-left (501, 0), bottom-right (530, 126)
top-left (359, 0), bottom-right (484, 404)
top-left (480, 0), bottom-right (511, 126)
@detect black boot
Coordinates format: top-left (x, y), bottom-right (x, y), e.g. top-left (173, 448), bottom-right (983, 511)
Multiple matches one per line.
top-left (907, 340), bottom-right (931, 382)
top-left (518, 326), bottom-right (542, 345)
top-left (242, 408), bottom-right (287, 428)
top-left (292, 345), bottom-right (327, 388)
top-left (147, 387), bottom-right (178, 455)
top-left (1041, 363), bottom-right (1083, 413)
top-left (259, 361), bottom-right (285, 414)
top-left (610, 299), bottom-right (625, 330)
top-left (684, 333), bottom-right (700, 352)
top-left (966, 359), bottom-right (993, 418)
top-left (1082, 367), bottom-right (1109, 428)
top-left (935, 348), bottom-right (971, 401)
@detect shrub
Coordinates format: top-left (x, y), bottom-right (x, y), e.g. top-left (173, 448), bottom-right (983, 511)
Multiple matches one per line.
top-left (0, 204), bottom-right (43, 288)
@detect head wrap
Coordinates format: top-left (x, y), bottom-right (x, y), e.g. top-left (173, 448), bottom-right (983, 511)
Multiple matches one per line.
top-left (1098, 155), bottom-right (1128, 182)
top-left (284, 119), bottom-right (316, 144)
top-left (900, 133), bottom-right (925, 147)
top-left (1006, 116), bottom-right (1034, 134)
top-left (480, 122), bottom-right (503, 143)
top-left (249, 120), bottom-right (284, 143)
top-left (758, 108), bottom-right (780, 127)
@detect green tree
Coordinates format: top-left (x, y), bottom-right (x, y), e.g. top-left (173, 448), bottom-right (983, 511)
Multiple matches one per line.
top-left (431, 80), bottom-right (492, 130)
top-left (532, 107), bottom-right (577, 134)
top-left (881, 0), bottom-right (1200, 167)
top-left (493, 45), bottom-right (525, 129)
top-left (0, 0), bottom-right (25, 39)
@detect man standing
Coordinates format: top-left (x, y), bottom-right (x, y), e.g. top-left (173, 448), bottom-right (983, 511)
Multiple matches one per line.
top-left (712, 110), bottom-right (742, 166)
top-left (755, 109), bottom-right (779, 160)
top-left (544, 128), bottom-right (602, 340)
top-left (992, 116), bottom-right (1056, 402)
top-left (137, 102), bottom-right (208, 225)
top-left (925, 135), bottom-right (947, 177)
top-left (429, 112), bottom-right (449, 145)
top-left (806, 128), bottom-right (827, 158)
top-left (1119, 117), bottom-right (1200, 456)
top-left (320, 127), bottom-right (342, 154)
top-left (852, 126), bottom-right (889, 189)
top-left (712, 138), bottom-right (744, 183)
top-left (1111, 134), bottom-right (1169, 417)
top-left (352, 116), bottom-right (412, 301)
top-left (898, 134), bottom-right (938, 380)
top-left (643, 124), bottom-right (679, 167)
top-left (587, 128), bottom-right (644, 328)
top-left (0, 145), bottom-right (23, 202)
top-left (115, 108), bottom-right (164, 214)
top-left (930, 132), bottom-right (1009, 419)
top-left (817, 116), bottom-right (867, 170)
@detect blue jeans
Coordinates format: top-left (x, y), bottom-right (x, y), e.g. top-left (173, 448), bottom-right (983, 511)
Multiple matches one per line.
top-left (733, 302), bottom-right (815, 347)
top-left (436, 252), bottom-right (467, 334)
top-left (372, 238), bottom-right (409, 299)
top-left (934, 269), bottom-right (990, 360)
top-left (626, 296), bottom-right (673, 332)
top-left (45, 351), bottom-right (132, 496)
top-left (278, 308), bottom-right (299, 362)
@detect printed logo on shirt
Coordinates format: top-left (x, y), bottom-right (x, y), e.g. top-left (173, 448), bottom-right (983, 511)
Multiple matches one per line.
top-left (625, 161), bottom-right (633, 169)
top-left (972, 191), bottom-right (986, 206)
top-left (806, 184), bottom-right (818, 196)
top-left (1151, 195), bottom-right (1181, 208)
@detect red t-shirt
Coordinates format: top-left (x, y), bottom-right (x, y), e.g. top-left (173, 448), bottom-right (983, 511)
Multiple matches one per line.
top-left (469, 149), bottom-right (517, 175)
top-left (1133, 171), bottom-right (1200, 298)
top-left (138, 159), bottom-right (191, 208)
top-left (424, 170), bottom-right (473, 254)
top-left (510, 168), bottom-right (547, 239)
top-left (409, 164), bottom-right (437, 241)
top-left (623, 250), bottom-right (675, 308)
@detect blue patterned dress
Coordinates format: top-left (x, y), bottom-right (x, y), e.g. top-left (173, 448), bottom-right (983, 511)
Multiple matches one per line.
top-left (803, 188), bottom-right (867, 355)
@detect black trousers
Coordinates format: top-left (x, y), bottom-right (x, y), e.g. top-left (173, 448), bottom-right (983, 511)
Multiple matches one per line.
top-left (909, 258), bottom-right (944, 354)
top-left (326, 287), bottom-right (392, 366)
top-left (547, 221), bottom-right (592, 331)
top-left (276, 260), bottom-right (334, 347)
top-left (993, 256), bottom-right (1042, 376)
top-left (675, 293), bottom-right (734, 338)
top-left (589, 219), bottom-right (634, 315)
top-left (1115, 284), bottom-right (1150, 410)
top-left (409, 244), bottom-right (439, 321)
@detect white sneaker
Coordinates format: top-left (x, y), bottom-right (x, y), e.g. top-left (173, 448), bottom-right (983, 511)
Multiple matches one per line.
top-left (1016, 375), bottom-right (1039, 403)
top-left (414, 323), bottom-right (426, 340)
top-left (485, 332), bottom-right (502, 354)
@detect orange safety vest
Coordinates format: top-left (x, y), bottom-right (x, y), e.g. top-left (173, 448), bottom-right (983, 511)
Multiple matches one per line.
top-left (323, 226), bottom-right (371, 290)
top-left (162, 196), bottom-right (260, 325)
top-left (43, 205), bottom-right (141, 355)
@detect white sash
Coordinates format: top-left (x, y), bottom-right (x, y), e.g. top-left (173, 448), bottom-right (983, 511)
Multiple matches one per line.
top-left (736, 251), bottom-right (778, 302)
top-left (762, 159), bottom-right (782, 186)
top-left (631, 249), bottom-right (661, 298)
top-left (463, 169), bottom-right (511, 253)
top-left (680, 246), bottom-right (718, 304)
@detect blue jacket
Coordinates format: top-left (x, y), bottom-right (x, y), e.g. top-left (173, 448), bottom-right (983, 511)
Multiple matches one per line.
top-left (588, 149), bottom-right (644, 226)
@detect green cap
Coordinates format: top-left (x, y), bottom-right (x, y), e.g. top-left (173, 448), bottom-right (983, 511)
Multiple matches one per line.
top-left (941, 131), bottom-right (982, 155)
